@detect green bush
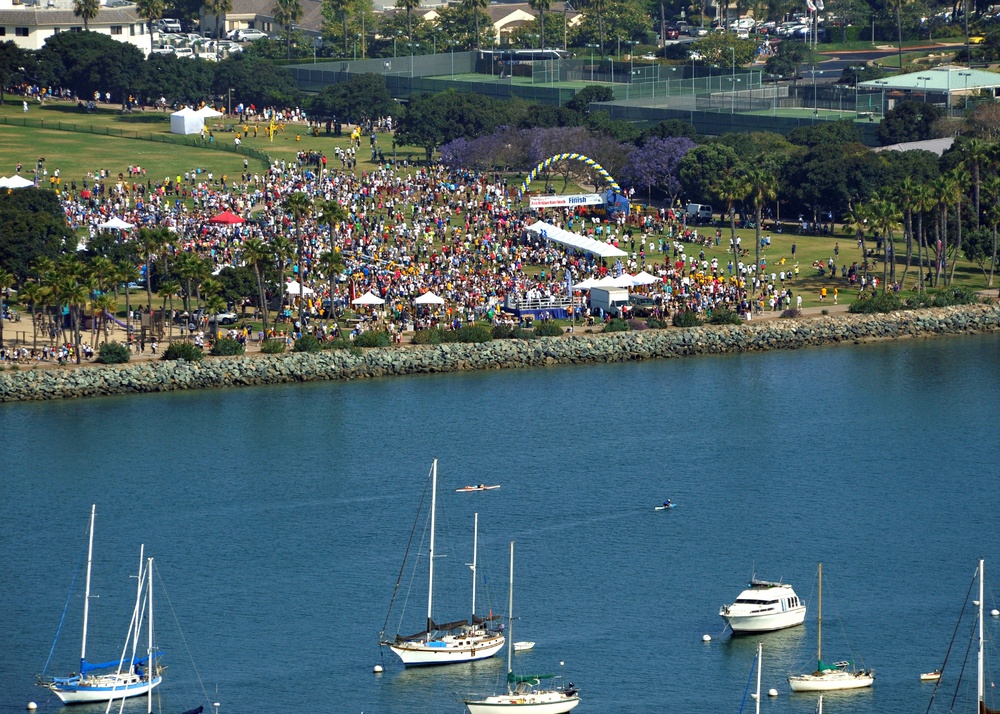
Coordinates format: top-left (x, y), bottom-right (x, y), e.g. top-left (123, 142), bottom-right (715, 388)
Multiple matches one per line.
top-left (602, 318), bottom-right (631, 333)
top-left (355, 330), bottom-right (391, 348)
top-left (780, 308), bottom-right (802, 319)
top-left (491, 324), bottom-right (515, 339)
top-left (706, 307), bottom-right (743, 325)
top-left (672, 310), bottom-right (703, 327)
top-left (97, 342), bottom-right (130, 364)
top-left (456, 325), bottom-right (494, 343)
top-left (211, 338), bottom-right (245, 356)
top-left (412, 328), bottom-right (446, 345)
top-left (627, 319), bottom-right (648, 331)
top-left (848, 292), bottom-right (904, 314)
top-left (322, 338), bottom-right (354, 350)
top-left (511, 328), bottom-right (537, 339)
top-left (533, 321), bottom-right (564, 337)
top-left (260, 339), bottom-right (286, 354)
top-left (162, 342), bottom-right (204, 362)
top-left (293, 334), bottom-right (322, 353)
top-left (646, 318), bottom-right (668, 329)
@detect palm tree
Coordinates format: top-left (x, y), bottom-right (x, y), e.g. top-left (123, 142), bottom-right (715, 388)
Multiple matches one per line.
top-left (52, 274), bottom-right (90, 364)
top-left (283, 191), bottom-right (314, 332)
top-left (324, 0), bottom-right (351, 57)
top-left (929, 173), bottom-right (958, 287)
top-left (93, 293), bottom-right (117, 345)
top-left (396, 0), bottom-right (420, 44)
top-left (18, 281), bottom-right (41, 349)
top-left (528, 0), bottom-right (552, 48)
top-left (0, 268), bottom-right (13, 348)
top-left (867, 198), bottom-right (902, 289)
top-left (117, 260), bottom-right (141, 337)
top-left (73, 0), bottom-right (100, 30)
top-left (911, 182), bottom-right (935, 292)
top-left (158, 279), bottom-right (180, 341)
top-left (134, 0), bottom-right (165, 36)
top-left (274, 0), bottom-right (304, 58)
top-left (137, 227), bottom-right (169, 311)
top-left (712, 172), bottom-right (742, 263)
top-left (269, 236), bottom-right (295, 333)
top-left (982, 175), bottom-right (1000, 288)
top-left (894, 177), bottom-right (918, 289)
top-left (585, 0), bottom-right (607, 55)
top-left (243, 238), bottom-right (273, 328)
top-left (741, 168), bottom-right (777, 282)
top-left (463, 0), bottom-right (489, 50)
top-left (947, 167), bottom-right (969, 286)
top-left (959, 138), bottom-right (994, 230)
top-left (844, 202), bottom-right (873, 280)
top-left (205, 0), bottom-right (234, 39)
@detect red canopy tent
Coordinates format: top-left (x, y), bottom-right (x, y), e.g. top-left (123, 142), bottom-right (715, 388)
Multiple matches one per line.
top-left (209, 210), bottom-right (245, 225)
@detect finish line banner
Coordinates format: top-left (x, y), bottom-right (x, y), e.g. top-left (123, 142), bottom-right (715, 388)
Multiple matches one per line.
top-left (530, 193), bottom-right (605, 209)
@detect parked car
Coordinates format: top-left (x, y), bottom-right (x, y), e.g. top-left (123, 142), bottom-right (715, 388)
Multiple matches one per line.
top-left (157, 18), bottom-right (182, 32)
top-left (173, 47), bottom-right (194, 58)
top-left (664, 27), bottom-right (680, 40)
top-left (207, 311), bottom-right (238, 325)
top-left (234, 29), bottom-right (269, 42)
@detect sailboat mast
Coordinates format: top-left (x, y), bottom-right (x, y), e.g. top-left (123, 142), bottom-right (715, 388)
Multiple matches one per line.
top-left (817, 562), bottom-right (823, 668)
top-left (471, 513), bottom-right (478, 626)
top-left (755, 642), bottom-right (762, 714)
top-left (426, 459), bottom-right (437, 638)
top-left (979, 558), bottom-right (985, 706)
top-left (80, 504), bottom-right (96, 673)
top-left (147, 557), bottom-right (154, 714)
top-left (506, 542), bottom-right (514, 685)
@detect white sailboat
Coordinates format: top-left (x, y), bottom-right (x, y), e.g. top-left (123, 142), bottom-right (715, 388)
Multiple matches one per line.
top-left (788, 562), bottom-right (873, 692)
top-left (464, 542), bottom-right (581, 714)
top-left (381, 460), bottom-right (505, 666)
top-left (40, 505), bottom-right (162, 704)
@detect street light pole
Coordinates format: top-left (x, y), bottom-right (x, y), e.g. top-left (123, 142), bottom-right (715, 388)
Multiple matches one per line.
top-left (959, 70), bottom-right (972, 110)
top-left (918, 75), bottom-right (930, 103)
top-left (730, 46), bottom-right (735, 112)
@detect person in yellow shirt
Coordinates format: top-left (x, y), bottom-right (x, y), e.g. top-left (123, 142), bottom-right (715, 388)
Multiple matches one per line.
top-left (820, 287), bottom-right (827, 301)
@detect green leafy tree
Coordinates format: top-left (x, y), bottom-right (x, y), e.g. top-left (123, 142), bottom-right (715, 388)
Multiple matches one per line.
top-left (0, 41), bottom-right (28, 106)
top-left (323, 0), bottom-right (352, 56)
top-left (0, 189), bottom-right (73, 281)
top-left (563, 85), bottom-right (614, 114)
top-left (283, 191), bottom-right (314, 331)
top-left (877, 100), bottom-right (946, 145)
top-left (0, 268), bottom-right (13, 348)
top-left (139, 53), bottom-right (216, 106)
top-left (396, 0), bottom-right (420, 42)
top-left (310, 73), bottom-right (397, 121)
top-left (396, 91), bottom-right (513, 161)
top-left (37, 31), bottom-right (144, 104)
top-left (677, 143), bottom-right (739, 204)
top-left (742, 168), bottom-right (778, 281)
top-left (213, 53), bottom-right (300, 108)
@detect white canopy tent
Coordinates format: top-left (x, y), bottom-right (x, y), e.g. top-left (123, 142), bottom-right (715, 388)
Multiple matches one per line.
top-left (98, 217), bottom-right (134, 230)
top-left (195, 106), bottom-right (224, 119)
top-left (0, 175), bottom-right (34, 188)
top-left (414, 291), bottom-right (445, 305)
top-left (285, 280), bottom-right (315, 296)
top-left (352, 291), bottom-right (385, 305)
top-left (526, 221), bottom-right (628, 259)
top-left (170, 107), bottom-right (203, 135)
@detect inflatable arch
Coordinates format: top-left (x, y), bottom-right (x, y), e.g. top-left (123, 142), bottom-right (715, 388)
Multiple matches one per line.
top-left (520, 153), bottom-right (622, 195)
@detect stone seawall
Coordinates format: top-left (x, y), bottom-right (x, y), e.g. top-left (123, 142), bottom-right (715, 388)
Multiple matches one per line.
top-left (2, 304), bottom-right (998, 403)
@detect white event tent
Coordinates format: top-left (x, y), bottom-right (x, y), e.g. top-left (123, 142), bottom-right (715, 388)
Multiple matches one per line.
top-left (0, 175), bottom-right (34, 188)
top-left (285, 280), bottom-right (315, 296)
top-left (170, 107), bottom-right (203, 135)
top-left (352, 291), bottom-right (385, 305)
top-left (414, 291), bottom-right (445, 305)
top-left (526, 221), bottom-right (627, 259)
top-left (195, 106), bottom-right (224, 119)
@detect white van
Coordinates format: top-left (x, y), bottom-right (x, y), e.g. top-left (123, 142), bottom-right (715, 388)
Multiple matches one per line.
top-left (158, 18), bottom-right (182, 32)
top-left (686, 203), bottom-right (714, 222)
top-left (589, 287), bottom-right (631, 317)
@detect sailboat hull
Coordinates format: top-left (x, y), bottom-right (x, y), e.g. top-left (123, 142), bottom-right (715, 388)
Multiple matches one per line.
top-left (465, 692), bottom-right (581, 714)
top-left (389, 633), bottom-right (505, 666)
top-left (50, 674), bottom-right (162, 704)
top-left (788, 671), bottom-right (873, 692)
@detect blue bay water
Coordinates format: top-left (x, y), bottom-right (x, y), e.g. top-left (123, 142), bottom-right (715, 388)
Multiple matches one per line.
top-left (2, 334), bottom-right (1000, 714)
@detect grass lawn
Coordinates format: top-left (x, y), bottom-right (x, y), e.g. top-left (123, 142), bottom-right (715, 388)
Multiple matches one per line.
top-left (0, 98), bottom-right (429, 183)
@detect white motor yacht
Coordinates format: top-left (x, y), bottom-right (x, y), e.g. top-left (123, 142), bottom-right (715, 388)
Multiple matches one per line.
top-left (720, 578), bottom-right (806, 634)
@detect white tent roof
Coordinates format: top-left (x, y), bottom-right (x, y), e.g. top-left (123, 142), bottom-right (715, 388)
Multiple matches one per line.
top-left (0, 175), bottom-right (34, 188)
top-left (285, 280), bottom-right (315, 295)
top-left (414, 291), bottom-right (445, 305)
top-left (574, 278), bottom-right (599, 290)
top-left (630, 271), bottom-right (660, 285)
top-left (591, 276), bottom-right (623, 288)
top-left (195, 106), bottom-right (224, 117)
top-left (352, 290), bottom-right (385, 305)
top-left (98, 217), bottom-right (134, 230)
top-left (527, 221), bottom-right (628, 258)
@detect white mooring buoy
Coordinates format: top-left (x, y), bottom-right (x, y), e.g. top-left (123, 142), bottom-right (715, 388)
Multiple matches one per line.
top-left (768, 688), bottom-right (779, 697)
top-left (702, 634), bottom-right (712, 642)
top-left (26, 703), bottom-right (37, 711)
top-left (991, 609), bottom-right (999, 617)
top-left (373, 664), bottom-right (384, 674)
